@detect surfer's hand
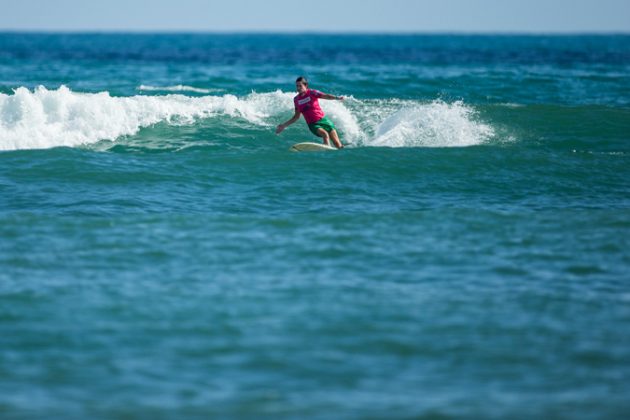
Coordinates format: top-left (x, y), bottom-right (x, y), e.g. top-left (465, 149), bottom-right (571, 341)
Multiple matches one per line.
top-left (275, 124), bottom-right (284, 134)
top-left (337, 96), bottom-right (345, 101)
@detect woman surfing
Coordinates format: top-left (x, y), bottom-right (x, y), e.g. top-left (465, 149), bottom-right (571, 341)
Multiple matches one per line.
top-left (276, 76), bottom-right (345, 149)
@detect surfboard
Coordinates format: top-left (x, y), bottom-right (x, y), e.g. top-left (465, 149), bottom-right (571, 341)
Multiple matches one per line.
top-left (290, 142), bottom-right (337, 152)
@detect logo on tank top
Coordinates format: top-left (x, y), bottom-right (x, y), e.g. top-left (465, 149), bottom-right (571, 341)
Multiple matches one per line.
top-left (297, 97), bottom-right (311, 105)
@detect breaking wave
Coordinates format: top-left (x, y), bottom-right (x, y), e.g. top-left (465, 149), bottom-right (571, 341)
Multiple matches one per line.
top-left (0, 86), bottom-right (493, 151)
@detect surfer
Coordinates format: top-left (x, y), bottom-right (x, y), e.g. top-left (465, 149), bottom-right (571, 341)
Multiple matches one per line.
top-left (276, 76), bottom-right (345, 149)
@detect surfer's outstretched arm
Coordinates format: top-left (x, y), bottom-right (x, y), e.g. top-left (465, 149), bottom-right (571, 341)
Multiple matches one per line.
top-left (276, 107), bottom-right (301, 134)
top-left (319, 93), bottom-right (344, 101)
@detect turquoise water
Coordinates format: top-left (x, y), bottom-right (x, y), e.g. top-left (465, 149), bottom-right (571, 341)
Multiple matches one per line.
top-left (1, 34), bottom-right (629, 418)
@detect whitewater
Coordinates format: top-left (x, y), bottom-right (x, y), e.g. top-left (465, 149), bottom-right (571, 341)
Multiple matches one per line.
top-left (0, 86), bottom-right (494, 151)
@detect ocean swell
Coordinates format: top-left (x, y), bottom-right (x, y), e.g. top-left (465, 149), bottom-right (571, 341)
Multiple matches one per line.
top-left (0, 86), bottom-right (493, 151)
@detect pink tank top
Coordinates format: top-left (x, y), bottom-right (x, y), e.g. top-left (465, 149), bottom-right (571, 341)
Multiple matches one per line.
top-left (294, 89), bottom-right (325, 125)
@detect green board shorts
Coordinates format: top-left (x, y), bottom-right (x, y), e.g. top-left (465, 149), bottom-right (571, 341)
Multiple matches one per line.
top-left (308, 116), bottom-right (336, 136)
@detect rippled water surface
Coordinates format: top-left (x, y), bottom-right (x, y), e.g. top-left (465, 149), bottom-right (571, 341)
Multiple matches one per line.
top-left (1, 34), bottom-right (629, 418)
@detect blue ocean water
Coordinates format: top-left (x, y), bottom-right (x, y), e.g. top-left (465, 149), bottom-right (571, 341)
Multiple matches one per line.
top-left (1, 33), bottom-right (629, 418)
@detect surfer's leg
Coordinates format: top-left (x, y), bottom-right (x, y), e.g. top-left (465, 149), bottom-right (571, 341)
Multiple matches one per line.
top-left (316, 128), bottom-right (331, 146)
top-left (329, 129), bottom-right (343, 149)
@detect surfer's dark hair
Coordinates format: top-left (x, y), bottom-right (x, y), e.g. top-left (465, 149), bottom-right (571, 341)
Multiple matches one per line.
top-left (296, 76), bottom-right (308, 85)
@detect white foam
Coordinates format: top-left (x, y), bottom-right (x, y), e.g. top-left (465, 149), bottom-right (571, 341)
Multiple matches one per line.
top-left (366, 100), bottom-right (494, 148)
top-left (0, 86), bottom-right (492, 151)
top-left (317, 97), bottom-right (362, 144)
top-left (137, 85), bottom-right (221, 94)
top-left (0, 86), bottom-right (293, 151)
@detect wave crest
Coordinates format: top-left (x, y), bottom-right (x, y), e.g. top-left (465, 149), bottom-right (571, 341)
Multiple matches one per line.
top-left (0, 86), bottom-right (492, 151)
top-left (0, 86), bottom-right (291, 151)
top-left (137, 85), bottom-right (222, 94)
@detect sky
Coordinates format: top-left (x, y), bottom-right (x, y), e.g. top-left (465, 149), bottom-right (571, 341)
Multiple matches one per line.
top-left (0, 0), bottom-right (629, 33)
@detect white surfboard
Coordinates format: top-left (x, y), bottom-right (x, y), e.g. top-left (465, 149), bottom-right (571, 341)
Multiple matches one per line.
top-left (290, 142), bottom-right (337, 152)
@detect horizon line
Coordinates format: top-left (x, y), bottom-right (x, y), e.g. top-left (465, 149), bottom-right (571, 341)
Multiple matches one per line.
top-left (1, 29), bottom-right (629, 36)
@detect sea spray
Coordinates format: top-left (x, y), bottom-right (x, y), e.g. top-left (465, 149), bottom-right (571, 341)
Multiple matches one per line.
top-left (369, 101), bottom-right (494, 148)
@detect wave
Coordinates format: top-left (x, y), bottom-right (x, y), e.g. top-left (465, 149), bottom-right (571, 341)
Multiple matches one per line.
top-left (0, 86), bottom-right (284, 151)
top-left (0, 86), bottom-right (493, 151)
top-left (137, 85), bottom-right (222, 94)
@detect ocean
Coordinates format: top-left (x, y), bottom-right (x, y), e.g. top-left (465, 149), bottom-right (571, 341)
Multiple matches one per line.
top-left (1, 33), bottom-right (629, 418)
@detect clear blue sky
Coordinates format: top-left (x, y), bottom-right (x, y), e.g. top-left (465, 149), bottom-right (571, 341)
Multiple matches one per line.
top-left (1, 0), bottom-right (629, 32)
